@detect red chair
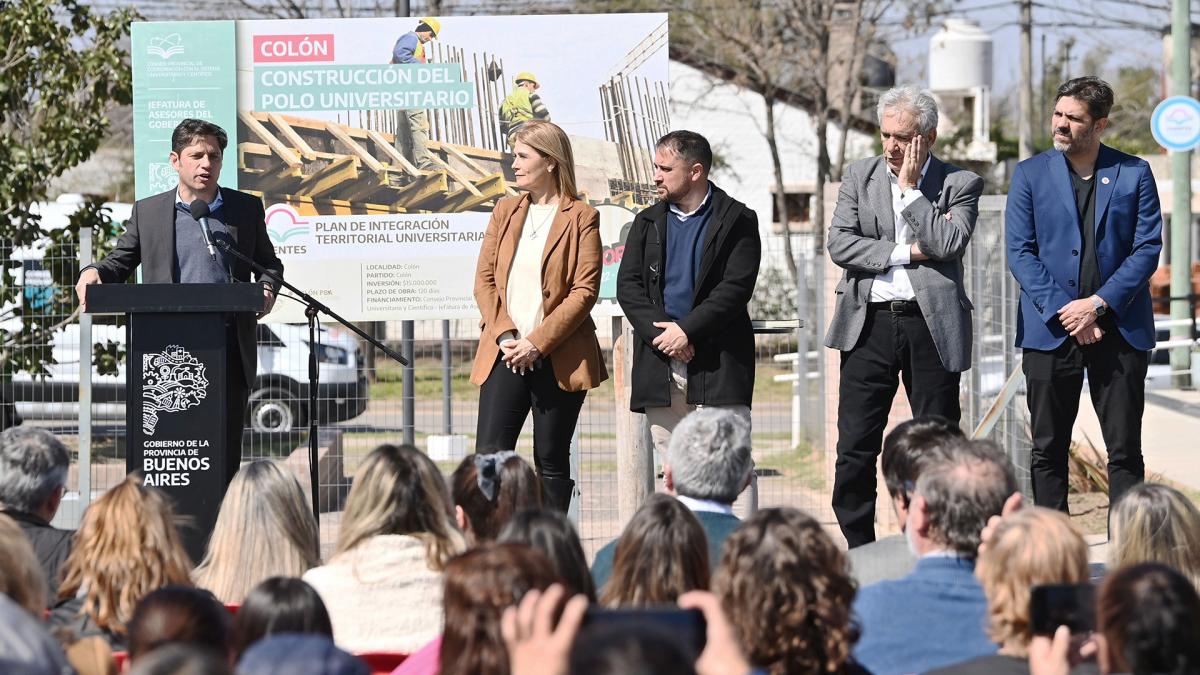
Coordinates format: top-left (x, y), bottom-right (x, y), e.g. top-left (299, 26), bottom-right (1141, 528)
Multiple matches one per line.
top-left (357, 651), bottom-right (409, 674)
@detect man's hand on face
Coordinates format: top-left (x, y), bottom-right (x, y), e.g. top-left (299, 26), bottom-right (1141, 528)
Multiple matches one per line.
top-left (898, 135), bottom-right (928, 192)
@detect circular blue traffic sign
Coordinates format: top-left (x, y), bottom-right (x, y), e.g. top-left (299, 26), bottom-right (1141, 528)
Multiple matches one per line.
top-left (1151, 96), bottom-right (1200, 152)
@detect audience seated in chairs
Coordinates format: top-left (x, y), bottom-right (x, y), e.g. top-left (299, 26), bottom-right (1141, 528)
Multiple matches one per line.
top-left (1107, 482), bottom-right (1200, 590)
top-left (1097, 562), bottom-right (1200, 675)
top-left (498, 508), bottom-right (597, 602)
top-left (1, 518), bottom-right (117, 675)
top-left (0, 513), bottom-right (49, 616)
top-left (569, 618), bottom-right (698, 675)
top-left (1029, 562), bottom-right (1200, 675)
top-left (237, 633), bottom-right (367, 675)
top-left (498, 584), bottom-right (756, 675)
top-left (128, 643), bottom-right (231, 675)
top-left (126, 586), bottom-right (231, 667)
top-left (852, 439), bottom-right (1017, 675)
top-left (50, 474), bottom-right (193, 650)
top-left (598, 493), bottom-right (709, 607)
top-left (0, 593), bottom-right (74, 675)
top-left (193, 460), bottom-right (321, 604)
top-left (451, 451), bottom-right (541, 544)
top-left (0, 426), bottom-right (74, 608)
top-left (302, 444), bottom-right (466, 653)
top-left (846, 416), bottom-right (964, 586)
top-left (714, 507), bottom-right (865, 675)
top-left (591, 408), bottom-right (752, 590)
top-left (929, 507), bottom-right (1089, 674)
top-left (231, 576), bottom-right (333, 662)
top-left (425, 543), bottom-right (563, 675)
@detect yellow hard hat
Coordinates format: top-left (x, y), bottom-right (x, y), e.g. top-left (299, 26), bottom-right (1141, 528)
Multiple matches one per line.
top-left (419, 17), bottom-right (441, 36)
top-left (514, 71), bottom-right (539, 86)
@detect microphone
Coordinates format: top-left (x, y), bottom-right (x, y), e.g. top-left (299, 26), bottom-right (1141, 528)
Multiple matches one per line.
top-left (188, 199), bottom-right (217, 261)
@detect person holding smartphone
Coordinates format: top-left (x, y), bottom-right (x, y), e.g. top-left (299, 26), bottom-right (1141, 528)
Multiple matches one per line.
top-left (470, 120), bottom-right (607, 513)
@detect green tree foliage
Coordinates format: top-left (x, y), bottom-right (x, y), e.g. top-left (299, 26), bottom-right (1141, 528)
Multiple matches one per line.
top-left (1067, 46), bottom-right (1159, 156)
top-left (1105, 64), bottom-right (1160, 156)
top-left (1, 0), bottom-right (137, 378)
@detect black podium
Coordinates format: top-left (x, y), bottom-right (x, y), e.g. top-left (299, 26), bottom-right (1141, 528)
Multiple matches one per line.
top-left (85, 283), bottom-right (263, 562)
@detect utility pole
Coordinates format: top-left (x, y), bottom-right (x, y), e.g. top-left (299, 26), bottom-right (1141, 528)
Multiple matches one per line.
top-left (1170, 0), bottom-right (1194, 388)
top-left (1040, 32), bottom-right (1047, 146)
top-left (1018, 0), bottom-right (1035, 160)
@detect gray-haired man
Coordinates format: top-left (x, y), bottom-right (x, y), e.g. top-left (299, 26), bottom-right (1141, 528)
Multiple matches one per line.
top-left (0, 427), bottom-right (73, 607)
top-left (825, 85), bottom-right (983, 548)
top-left (590, 408), bottom-right (752, 589)
top-left (852, 439), bottom-right (1016, 674)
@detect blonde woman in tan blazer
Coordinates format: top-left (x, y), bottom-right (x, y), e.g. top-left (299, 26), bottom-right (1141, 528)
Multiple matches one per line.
top-left (471, 120), bottom-right (608, 513)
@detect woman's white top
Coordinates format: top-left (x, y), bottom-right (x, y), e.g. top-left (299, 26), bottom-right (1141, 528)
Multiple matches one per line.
top-left (302, 534), bottom-right (444, 653)
top-left (505, 203), bottom-right (557, 340)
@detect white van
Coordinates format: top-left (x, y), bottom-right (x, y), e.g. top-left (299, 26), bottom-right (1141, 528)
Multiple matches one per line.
top-left (4, 195), bottom-right (368, 433)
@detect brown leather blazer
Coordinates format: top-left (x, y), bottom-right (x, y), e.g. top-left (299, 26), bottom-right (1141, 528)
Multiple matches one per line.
top-left (471, 193), bottom-right (608, 392)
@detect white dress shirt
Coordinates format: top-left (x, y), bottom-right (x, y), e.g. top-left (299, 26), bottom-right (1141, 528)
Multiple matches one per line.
top-left (676, 494), bottom-right (734, 516)
top-left (869, 157), bottom-right (930, 302)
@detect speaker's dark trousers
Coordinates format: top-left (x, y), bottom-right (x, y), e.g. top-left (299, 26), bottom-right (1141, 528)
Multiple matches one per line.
top-left (833, 301), bottom-right (962, 548)
top-left (1022, 330), bottom-right (1147, 513)
top-left (476, 355), bottom-right (586, 481)
top-left (225, 322), bottom-right (250, 484)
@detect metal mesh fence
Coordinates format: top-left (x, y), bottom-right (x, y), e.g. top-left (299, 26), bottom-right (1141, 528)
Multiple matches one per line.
top-left (963, 196), bottom-right (1033, 496)
top-left (4, 198), bottom-right (1041, 555)
top-left (4, 225), bottom-right (830, 559)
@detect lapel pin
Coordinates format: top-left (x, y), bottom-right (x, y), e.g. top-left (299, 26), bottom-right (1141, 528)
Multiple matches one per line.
top-left (1101, 177), bottom-right (1110, 185)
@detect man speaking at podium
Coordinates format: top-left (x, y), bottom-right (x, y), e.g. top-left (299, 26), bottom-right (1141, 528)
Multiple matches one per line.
top-left (75, 118), bottom-right (284, 481)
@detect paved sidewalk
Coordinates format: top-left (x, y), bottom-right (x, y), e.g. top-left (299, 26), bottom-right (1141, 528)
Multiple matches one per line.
top-left (1074, 386), bottom-right (1200, 492)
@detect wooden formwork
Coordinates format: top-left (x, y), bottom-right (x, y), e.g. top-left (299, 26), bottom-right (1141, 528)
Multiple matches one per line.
top-left (237, 111), bottom-right (515, 214)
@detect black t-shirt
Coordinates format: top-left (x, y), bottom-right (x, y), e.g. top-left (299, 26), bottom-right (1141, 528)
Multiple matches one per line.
top-left (1068, 164), bottom-right (1101, 298)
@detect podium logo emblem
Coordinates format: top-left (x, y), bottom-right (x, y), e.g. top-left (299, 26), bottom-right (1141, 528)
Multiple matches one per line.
top-left (143, 345), bottom-right (209, 435)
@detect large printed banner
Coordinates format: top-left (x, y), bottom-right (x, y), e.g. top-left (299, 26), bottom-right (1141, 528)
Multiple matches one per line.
top-left (132, 14), bottom-right (668, 321)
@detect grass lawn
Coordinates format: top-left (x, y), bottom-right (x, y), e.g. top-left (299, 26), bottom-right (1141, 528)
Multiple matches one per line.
top-left (370, 355), bottom-right (806, 403)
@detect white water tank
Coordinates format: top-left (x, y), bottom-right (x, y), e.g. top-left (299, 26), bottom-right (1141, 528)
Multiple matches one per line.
top-left (929, 19), bottom-right (992, 91)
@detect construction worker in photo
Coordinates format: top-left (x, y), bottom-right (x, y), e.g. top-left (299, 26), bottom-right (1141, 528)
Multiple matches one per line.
top-left (500, 72), bottom-right (551, 148)
top-left (389, 17), bottom-right (441, 170)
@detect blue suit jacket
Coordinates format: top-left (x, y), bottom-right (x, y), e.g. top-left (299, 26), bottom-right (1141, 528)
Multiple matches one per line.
top-left (851, 556), bottom-right (994, 675)
top-left (1005, 145), bottom-right (1163, 351)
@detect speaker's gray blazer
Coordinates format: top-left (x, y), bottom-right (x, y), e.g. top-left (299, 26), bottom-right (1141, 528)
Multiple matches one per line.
top-left (824, 155), bottom-right (983, 373)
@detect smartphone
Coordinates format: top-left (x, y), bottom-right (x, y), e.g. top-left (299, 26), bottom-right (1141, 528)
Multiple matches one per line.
top-left (580, 606), bottom-right (707, 661)
top-left (1030, 583), bottom-right (1096, 636)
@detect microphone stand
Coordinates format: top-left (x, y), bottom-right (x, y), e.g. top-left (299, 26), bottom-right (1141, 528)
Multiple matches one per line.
top-left (215, 239), bottom-right (409, 522)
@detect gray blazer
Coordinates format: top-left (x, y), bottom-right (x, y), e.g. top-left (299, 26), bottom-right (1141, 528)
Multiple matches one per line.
top-left (846, 533), bottom-right (916, 587)
top-left (824, 155), bottom-right (983, 372)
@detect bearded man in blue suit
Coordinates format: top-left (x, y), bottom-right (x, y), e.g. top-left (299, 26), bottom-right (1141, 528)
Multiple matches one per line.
top-left (1005, 76), bottom-right (1163, 513)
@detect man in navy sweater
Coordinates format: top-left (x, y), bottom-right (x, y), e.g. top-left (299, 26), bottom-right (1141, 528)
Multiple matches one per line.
top-left (852, 439), bottom-right (1015, 674)
top-left (617, 131), bottom-right (761, 457)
